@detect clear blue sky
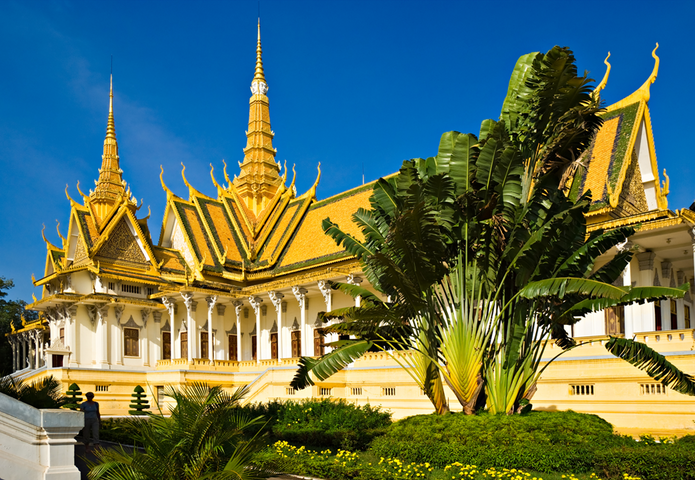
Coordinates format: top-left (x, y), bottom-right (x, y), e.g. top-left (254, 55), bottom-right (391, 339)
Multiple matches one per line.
top-left (1, 0), bottom-right (693, 302)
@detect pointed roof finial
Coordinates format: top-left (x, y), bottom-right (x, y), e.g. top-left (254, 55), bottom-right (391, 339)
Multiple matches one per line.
top-left (252, 18), bottom-right (267, 90)
top-left (106, 73), bottom-right (116, 140)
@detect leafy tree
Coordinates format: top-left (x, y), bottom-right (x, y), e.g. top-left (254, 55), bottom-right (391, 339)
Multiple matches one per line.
top-left (88, 382), bottom-right (269, 480)
top-left (0, 277), bottom-right (38, 376)
top-left (0, 375), bottom-right (68, 409)
top-left (291, 46), bottom-right (693, 414)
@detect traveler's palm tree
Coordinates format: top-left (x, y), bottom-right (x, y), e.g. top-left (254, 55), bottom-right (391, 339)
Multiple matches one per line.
top-left (291, 46), bottom-right (695, 414)
top-left (88, 383), bottom-right (268, 480)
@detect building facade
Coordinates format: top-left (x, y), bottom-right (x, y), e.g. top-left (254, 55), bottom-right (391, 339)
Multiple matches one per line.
top-left (8, 31), bottom-right (695, 435)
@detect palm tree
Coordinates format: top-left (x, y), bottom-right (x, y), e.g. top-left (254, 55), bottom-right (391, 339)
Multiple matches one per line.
top-left (0, 375), bottom-right (68, 409)
top-left (88, 383), bottom-right (268, 480)
top-left (290, 46), bottom-right (694, 414)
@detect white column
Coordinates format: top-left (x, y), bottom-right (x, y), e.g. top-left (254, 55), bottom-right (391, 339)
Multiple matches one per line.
top-left (33, 331), bottom-right (41, 369)
top-left (113, 305), bottom-right (125, 365)
top-left (318, 280), bottom-right (335, 352)
top-left (292, 286), bottom-right (308, 356)
top-left (234, 300), bottom-right (243, 361)
top-left (216, 303), bottom-right (226, 361)
top-left (248, 296), bottom-right (263, 362)
top-left (152, 310), bottom-right (162, 361)
top-left (269, 291), bottom-right (285, 359)
top-left (346, 275), bottom-right (363, 307)
top-left (96, 304), bottom-right (109, 366)
top-left (9, 337), bottom-right (16, 371)
top-left (318, 280), bottom-right (332, 312)
top-left (66, 304), bottom-right (78, 367)
top-left (141, 309), bottom-right (151, 367)
top-left (162, 297), bottom-right (177, 359)
top-left (635, 252), bottom-right (656, 333)
top-left (182, 293), bottom-right (196, 361)
top-left (205, 296), bottom-right (217, 363)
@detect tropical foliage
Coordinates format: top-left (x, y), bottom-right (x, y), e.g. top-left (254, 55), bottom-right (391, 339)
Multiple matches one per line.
top-left (88, 382), bottom-right (268, 480)
top-left (0, 374), bottom-right (68, 409)
top-left (0, 277), bottom-right (38, 376)
top-left (290, 46), bottom-right (691, 414)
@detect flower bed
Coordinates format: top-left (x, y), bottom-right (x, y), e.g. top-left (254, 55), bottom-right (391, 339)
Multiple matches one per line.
top-left (252, 441), bottom-right (646, 480)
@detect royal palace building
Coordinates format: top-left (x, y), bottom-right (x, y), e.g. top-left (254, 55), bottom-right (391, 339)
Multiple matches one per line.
top-left (8, 27), bottom-right (695, 436)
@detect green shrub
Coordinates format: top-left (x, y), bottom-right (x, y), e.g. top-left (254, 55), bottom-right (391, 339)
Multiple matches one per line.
top-left (370, 411), bottom-right (631, 473)
top-left (236, 398), bottom-right (391, 450)
top-left (594, 443), bottom-right (695, 480)
top-left (676, 434), bottom-right (695, 445)
top-left (99, 417), bottom-right (143, 445)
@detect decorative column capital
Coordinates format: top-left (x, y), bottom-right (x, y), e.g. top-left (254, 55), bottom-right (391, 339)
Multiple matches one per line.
top-left (248, 296), bottom-right (263, 315)
top-left (205, 296), bottom-right (218, 315)
top-left (64, 303), bottom-right (78, 323)
top-left (661, 261), bottom-right (673, 282)
top-left (86, 305), bottom-right (97, 326)
top-left (114, 304), bottom-right (125, 323)
top-left (141, 308), bottom-right (152, 327)
top-left (233, 300), bottom-right (244, 317)
top-left (161, 296), bottom-right (175, 310)
top-left (269, 291), bottom-right (285, 313)
top-left (636, 251), bottom-right (656, 271)
top-left (292, 286), bottom-right (308, 307)
top-left (181, 292), bottom-right (195, 310)
top-left (317, 280), bottom-right (332, 308)
top-left (346, 274), bottom-right (363, 285)
top-left (152, 311), bottom-right (162, 323)
top-left (616, 241), bottom-right (633, 253)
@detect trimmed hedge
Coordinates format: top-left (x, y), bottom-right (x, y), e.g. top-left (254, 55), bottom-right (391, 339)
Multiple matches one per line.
top-left (370, 411), bottom-right (695, 479)
top-left (237, 398), bottom-right (392, 450)
top-left (594, 444), bottom-right (695, 480)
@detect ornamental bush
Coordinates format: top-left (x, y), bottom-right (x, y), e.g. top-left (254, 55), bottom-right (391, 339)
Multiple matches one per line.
top-left (128, 385), bottom-right (150, 415)
top-left (64, 382), bottom-right (82, 410)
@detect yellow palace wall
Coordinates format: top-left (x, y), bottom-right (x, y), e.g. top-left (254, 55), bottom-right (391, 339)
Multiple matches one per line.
top-left (22, 332), bottom-right (695, 436)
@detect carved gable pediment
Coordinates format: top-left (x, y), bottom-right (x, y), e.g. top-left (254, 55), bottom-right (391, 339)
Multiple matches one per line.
top-left (98, 218), bottom-right (148, 265)
top-left (161, 320), bottom-right (171, 332)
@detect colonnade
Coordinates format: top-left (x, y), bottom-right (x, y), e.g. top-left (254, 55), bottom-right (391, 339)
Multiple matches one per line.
top-left (8, 329), bottom-right (47, 372)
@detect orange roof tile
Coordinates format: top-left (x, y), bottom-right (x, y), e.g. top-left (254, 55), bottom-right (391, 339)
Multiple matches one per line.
top-left (582, 116), bottom-right (620, 198)
top-left (198, 200), bottom-right (244, 263)
top-left (152, 246), bottom-right (187, 272)
top-left (278, 188), bottom-right (371, 269)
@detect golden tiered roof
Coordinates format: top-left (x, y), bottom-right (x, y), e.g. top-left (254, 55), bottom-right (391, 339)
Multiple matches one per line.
top-left (570, 44), bottom-right (669, 224)
top-left (29, 36), bottom-right (681, 310)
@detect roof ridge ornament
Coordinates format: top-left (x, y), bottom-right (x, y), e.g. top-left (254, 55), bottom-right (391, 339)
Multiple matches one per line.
top-left (638, 43), bottom-right (660, 103)
top-left (181, 163), bottom-right (212, 200)
top-left (210, 163), bottom-right (225, 195)
top-left (593, 52), bottom-right (611, 100)
top-left (160, 165), bottom-right (176, 200)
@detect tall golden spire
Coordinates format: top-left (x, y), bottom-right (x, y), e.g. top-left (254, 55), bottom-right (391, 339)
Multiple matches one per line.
top-left (253, 19), bottom-right (266, 85)
top-left (90, 74), bottom-right (129, 223)
top-left (232, 18), bottom-right (283, 216)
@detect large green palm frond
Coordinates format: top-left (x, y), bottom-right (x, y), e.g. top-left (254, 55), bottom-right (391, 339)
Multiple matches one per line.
top-left (605, 337), bottom-right (695, 396)
top-left (290, 340), bottom-right (373, 390)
